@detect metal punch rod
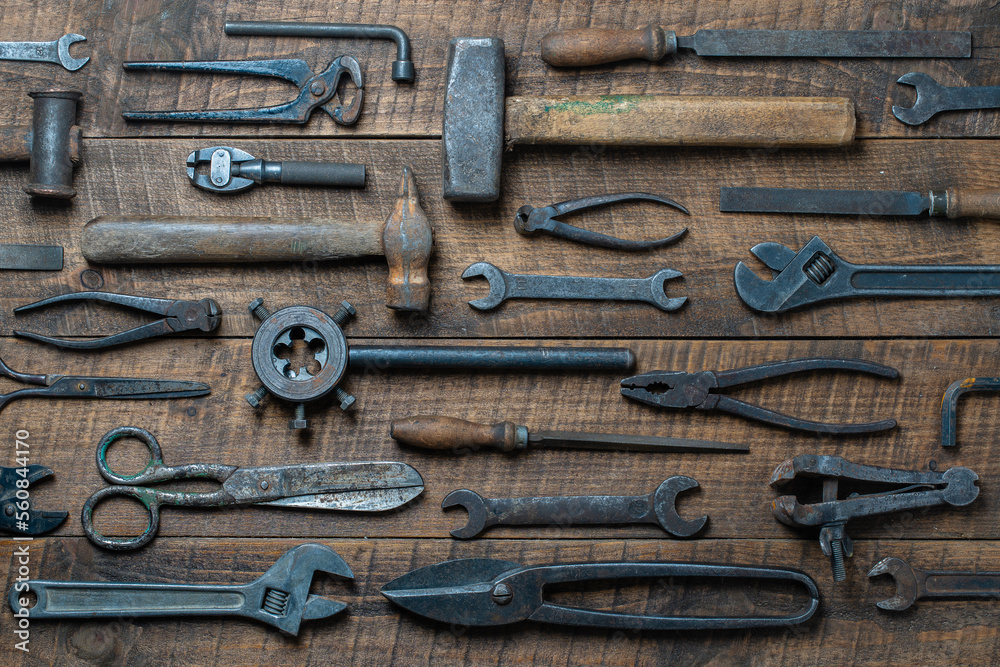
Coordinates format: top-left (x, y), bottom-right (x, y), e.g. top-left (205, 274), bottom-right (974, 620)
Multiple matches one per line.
top-left (224, 21), bottom-right (414, 82)
top-left (348, 346), bottom-right (636, 371)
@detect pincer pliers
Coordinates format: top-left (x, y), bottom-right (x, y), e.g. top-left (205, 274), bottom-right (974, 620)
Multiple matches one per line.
top-left (0, 465), bottom-right (67, 535)
top-left (621, 357), bottom-right (899, 434)
top-left (14, 291), bottom-right (222, 350)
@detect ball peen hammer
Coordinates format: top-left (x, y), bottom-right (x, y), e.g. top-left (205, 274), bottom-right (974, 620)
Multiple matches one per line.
top-left (81, 166), bottom-right (434, 312)
top-left (442, 38), bottom-right (856, 202)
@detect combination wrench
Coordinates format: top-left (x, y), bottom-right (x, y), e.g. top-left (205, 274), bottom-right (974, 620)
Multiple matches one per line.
top-left (893, 72), bottom-right (1000, 125)
top-left (734, 235), bottom-right (1000, 313)
top-left (441, 477), bottom-right (707, 539)
top-left (462, 261), bottom-right (686, 311)
top-left (869, 556), bottom-right (1000, 611)
top-left (0, 34), bottom-right (89, 71)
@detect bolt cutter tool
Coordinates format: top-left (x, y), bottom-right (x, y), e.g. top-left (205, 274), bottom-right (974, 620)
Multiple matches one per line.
top-left (10, 543), bottom-right (352, 636)
top-left (514, 192), bottom-right (688, 250)
top-left (0, 465), bottom-right (66, 535)
top-left (771, 455), bottom-right (979, 582)
top-left (381, 557), bottom-right (820, 630)
top-left (14, 291), bottom-right (222, 350)
top-left (621, 357), bottom-right (898, 434)
top-left (0, 355), bottom-right (209, 415)
top-left (82, 426), bottom-right (424, 550)
top-left (122, 55), bottom-right (363, 125)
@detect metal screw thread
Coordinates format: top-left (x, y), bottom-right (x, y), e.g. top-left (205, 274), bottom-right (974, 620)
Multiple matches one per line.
top-left (332, 300), bottom-right (356, 326)
top-left (830, 539), bottom-right (846, 582)
top-left (245, 386), bottom-right (268, 408)
top-left (335, 387), bottom-right (356, 410)
top-left (248, 298), bottom-right (271, 321)
top-left (294, 403), bottom-right (306, 421)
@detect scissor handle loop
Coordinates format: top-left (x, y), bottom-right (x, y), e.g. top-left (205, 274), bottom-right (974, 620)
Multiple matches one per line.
top-left (82, 485), bottom-right (161, 551)
top-left (96, 426), bottom-right (165, 485)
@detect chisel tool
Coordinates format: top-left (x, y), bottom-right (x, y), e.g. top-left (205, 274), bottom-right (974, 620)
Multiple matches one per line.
top-left (541, 26), bottom-right (972, 67)
top-left (720, 186), bottom-right (1000, 220)
top-left (390, 415), bottom-right (749, 454)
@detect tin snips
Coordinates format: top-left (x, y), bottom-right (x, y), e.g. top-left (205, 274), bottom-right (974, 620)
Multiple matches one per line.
top-left (771, 455), bottom-right (979, 582)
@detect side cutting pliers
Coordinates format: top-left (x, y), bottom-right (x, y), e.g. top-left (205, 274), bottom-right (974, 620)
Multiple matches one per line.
top-left (14, 291), bottom-right (222, 350)
top-left (0, 465), bottom-right (67, 535)
top-left (621, 357), bottom-right (899, 434)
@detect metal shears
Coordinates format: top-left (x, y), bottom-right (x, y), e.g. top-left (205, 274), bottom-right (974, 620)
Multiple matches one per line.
top-left (82, 426), bottom-right (425, 550)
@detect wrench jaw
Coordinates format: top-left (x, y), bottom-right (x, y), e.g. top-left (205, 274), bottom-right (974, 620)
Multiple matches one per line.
top-left (892, 72), bottom-right (949, 126)
top-left (651, 476), bottom-right (708, 537)
top-left (462, 262), bottom-right (507, 311)
top-left (245, 544), bottom-right (354, 636)
top-left (867, 557), bottom-right (919, 611)
top-left (56, 34), bottom-right (89, 71)
top-left (441, 489), bottom-right (489, 539)
top-left (647, 269), bottom-right (688, 311)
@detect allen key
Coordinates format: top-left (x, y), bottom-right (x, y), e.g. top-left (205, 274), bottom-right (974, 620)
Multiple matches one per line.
top-left (940, 377), bottom-right (1000, 447)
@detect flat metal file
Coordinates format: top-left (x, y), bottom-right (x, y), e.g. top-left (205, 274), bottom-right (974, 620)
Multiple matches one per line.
top-left (390, 415), bottom-right (748, 454)
top-left (0, 244), bottom-right (62, 270)
top-left (720, 186), bottom-right (1000, 220)
top-left (541, 27), bottom-right (972, 67)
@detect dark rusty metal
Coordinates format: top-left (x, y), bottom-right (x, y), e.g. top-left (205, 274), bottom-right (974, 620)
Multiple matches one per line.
top-left (734, 236), bottom-right (1000, 314)
top-left (14, 291), bottom-right (222, 350)
top-left (187, 146), bottom-right (366, 193)
top-left (246, 298), bottom-right (636, 430)
top-left (894, 73), bottom-right (1000, 125)
top-left (622, 357), bottom-right (898, 434)
top-left (441, 477), bottom-right (707, 539)
top-left (463, 262), bottom-right (686, 311)
top-left (514, 192), bottom-right (688, 250)
top-left (225, 21), bottom-right (414, 83)
top-left (868, 556), bottom-right (1000, 611)
top-left (122, 56), bottom-right (364, 125)
top-left (381, 557), bottom-right (820, 630)
top-left (0, 465), bottom-right (66, 535)
top-left (9, 543), bottom-right (353, 636)
top-left (0, 355), bottom-right (209, 416)
top-left (0, 90), bottom-right (82, 200)
top-left (941, 377), bottom-right (1000, 448)
top-left (0, 34), bottom-right (89, 70)
top-left (81, 426), bottom-right (425, 550)
top-left (771, 455), bottom-right (980, 582)
top-left (389, 414), bottom-right (749, 454)
top-left (0, 244), bottom-right (62, 270)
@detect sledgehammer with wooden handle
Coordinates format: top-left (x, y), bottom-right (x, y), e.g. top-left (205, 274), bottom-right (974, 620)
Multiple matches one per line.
top-left (443, 37), bottom-right (856, 202)
top-left (82, 166), bottom-right (434, 312)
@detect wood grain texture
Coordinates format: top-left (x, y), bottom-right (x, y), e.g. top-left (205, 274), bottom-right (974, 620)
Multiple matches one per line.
top-left (0, 0), bottom-right (996, 665)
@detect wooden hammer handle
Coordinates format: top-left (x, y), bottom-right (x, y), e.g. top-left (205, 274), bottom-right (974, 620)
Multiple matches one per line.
top-left (541, 26), bottom-right (676, 66)
top-left (391, 415), bottom-right (522, 452)
top-left (945, 188), bottom-right (1000, 219)
top-left (506, 95), bottom-right (855, 148)
top-left (81, 216), bottom-right (383, 263)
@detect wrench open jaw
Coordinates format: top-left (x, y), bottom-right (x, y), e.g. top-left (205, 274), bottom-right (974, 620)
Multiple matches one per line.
top-left (892, 72), bottom-right (1000, 126)
top-left (55, 34), bottom-right (89, 71)
top-left (441, 477), bottom-right (707, 539)
top-left (867, 556), bottom-right (1000, 611)
top-left (462, 261), bottom-right (686, 311)
top-left (867, 557), bottom-right (920, 611)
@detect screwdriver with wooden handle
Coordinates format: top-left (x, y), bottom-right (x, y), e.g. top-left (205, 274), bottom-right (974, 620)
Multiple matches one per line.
top-left (390, 415), bottom-right (748, 454)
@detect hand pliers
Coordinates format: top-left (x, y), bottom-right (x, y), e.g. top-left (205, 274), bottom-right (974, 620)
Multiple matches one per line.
top-left (14, 291), bottom-right (222, 350)
top-left (0, 465), bottom-right (67, 535)
top-left (621, 357), bottom-right (899, 434)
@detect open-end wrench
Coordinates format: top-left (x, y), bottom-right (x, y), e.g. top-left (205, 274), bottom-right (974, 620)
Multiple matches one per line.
top-left (0, 34), bottom-right (89, 71)
top-left (8, 544), bottom-right (352, 636)
top-left (441, 477), bottom-right (707, 539)
top-left (868, 556), bottom-right (1000, 611)
top-left (893, 73), bottom-right (1000, 125)
top-left (462, 262), bottom-right (686, 311)
top-left (734, 235), bottom-right (1000, 313)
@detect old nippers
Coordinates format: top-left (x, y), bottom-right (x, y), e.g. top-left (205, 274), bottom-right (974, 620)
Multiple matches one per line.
top-left (515, 192), bottom-right (689, 250)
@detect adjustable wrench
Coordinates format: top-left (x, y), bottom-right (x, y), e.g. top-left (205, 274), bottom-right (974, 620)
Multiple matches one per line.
top-left (462, 262), bottom-right (686, 311)
top-left (441, 477), bottom-right (707, 539)
top-left (893, 73), bottom-right (1000, 125)
top-left (0, 34), bottom-right (89, 71)
top-left (734, 235), bottom-right (1000, 313)
top-left (869, 556), bottom-right (1000, 611)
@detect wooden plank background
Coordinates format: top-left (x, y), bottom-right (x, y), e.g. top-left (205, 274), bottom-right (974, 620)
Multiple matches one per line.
top-left (1, 1), bottom-right (999, 665)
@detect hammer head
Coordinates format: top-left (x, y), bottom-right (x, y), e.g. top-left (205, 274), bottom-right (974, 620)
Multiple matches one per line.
top-left (383, 166), bottom-right (433, 311)
top-left (26, 90), bottom-right (82, 200)
top-left (442, 38), bottom-right (505, 202)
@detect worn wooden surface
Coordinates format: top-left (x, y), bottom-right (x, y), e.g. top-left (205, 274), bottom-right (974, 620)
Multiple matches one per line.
top-left (1, 1), bottom-right (999, 665)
